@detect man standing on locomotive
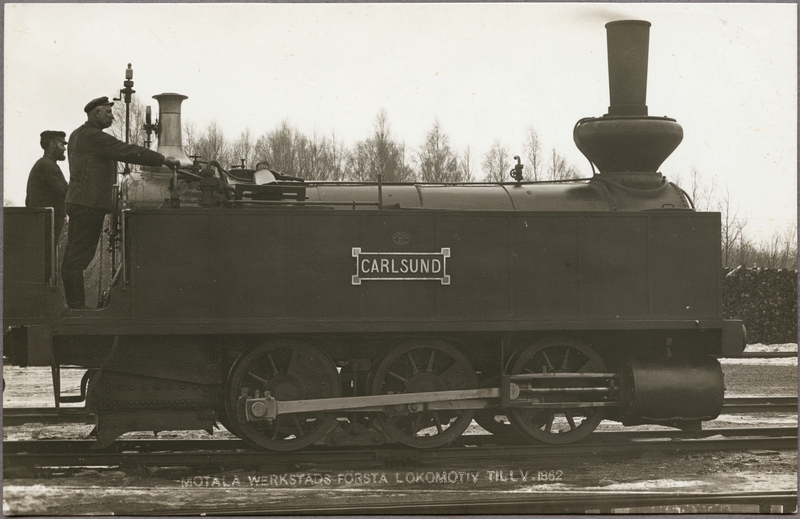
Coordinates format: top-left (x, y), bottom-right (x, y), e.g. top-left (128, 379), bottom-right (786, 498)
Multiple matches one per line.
top-left (61, 96), bottom-right (180, 309)
top-left (26, 130), bottom-right (69, 239)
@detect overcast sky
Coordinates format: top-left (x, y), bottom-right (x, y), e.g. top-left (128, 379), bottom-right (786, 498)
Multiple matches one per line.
top-left (4, 3), bottom-right (796, 242)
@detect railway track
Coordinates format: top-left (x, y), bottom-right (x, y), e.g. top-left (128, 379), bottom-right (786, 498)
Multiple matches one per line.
top-left (4, 426), bottom-right (796, 469)
top-left (5, 424), bottom-right (795, 515)
top-left (4, 395), bottom-right (796, 426)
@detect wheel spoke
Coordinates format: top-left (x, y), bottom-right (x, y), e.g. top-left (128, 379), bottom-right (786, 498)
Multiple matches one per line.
top-left (426, 349), bottom-right (436, 372)
top-left (271, 416), bottom-right (283, 440)
top-left (246, 371), bottom-right (268, 386)
top-left (433, 412), bottom-right (444, 433)
top-left (292, 415), bottom-right (304, 436)
top-left (540, 351), bottom-right (554, 372)
top-left (576, 359), bottom-right (594, 373)
top-left (407, 352), bottom-right (420, 374)
top-left (388, 370), bottom-right (409, 384)
top-left (561, 348), bottom-right (571, 370)
top-left (267, 354), bottom-right (279, 376)
top-left (412, 414), bottom-right (424, 434)
top-left (544, 411), bottom-right (555, 433)
top-left (565, 411), bottom-right (576, 430)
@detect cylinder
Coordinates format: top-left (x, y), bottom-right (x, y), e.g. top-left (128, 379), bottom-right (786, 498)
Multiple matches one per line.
top-left (620, 356), bottom-right (724, 425)
top-left (153, 93), bottom-right (193, 167)
top-left (606, 20), bottom-right (650, 116)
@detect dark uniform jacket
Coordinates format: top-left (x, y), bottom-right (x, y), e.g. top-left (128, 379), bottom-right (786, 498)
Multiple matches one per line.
top-left (26, 156), bottom-right (69, 219)
top-left (66, 121), bottom-right (165, 212)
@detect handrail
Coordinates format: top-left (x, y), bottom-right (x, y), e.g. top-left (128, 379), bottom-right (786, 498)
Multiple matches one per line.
top-left (225, 200), bottom-right (381, 207)
top-left (121, 209), bottom-right (131, 286)
top-left (46, 207), bottom-right (56, 287)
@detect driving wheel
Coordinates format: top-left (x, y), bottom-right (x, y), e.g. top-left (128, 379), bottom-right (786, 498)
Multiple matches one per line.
top-left (508, 337), bottom-right (607, 444)
top-left (370, 340), bottom-right (477, 448)
top-left (224, 341), bottom-right (340, 451)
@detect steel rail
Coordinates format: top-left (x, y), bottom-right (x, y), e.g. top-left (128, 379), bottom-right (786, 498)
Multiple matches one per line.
top-left (138, 491), bottom-right (798, 515)
top-left (722, 395), bottom-right (798, 413)
top-left (3, 425), bottom-right (794, 454)
top-left (4, 395), bottom-right (794, 426)
top-left (3, 407), bottom-right (96, 425)
top-left (741, 351), bottom-right (797, 358)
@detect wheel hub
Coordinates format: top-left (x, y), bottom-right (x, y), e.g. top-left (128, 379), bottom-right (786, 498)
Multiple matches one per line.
top-left (267, 374), bottom-right (305, 401)
top-left (406, 372), bottom-right (447, 393)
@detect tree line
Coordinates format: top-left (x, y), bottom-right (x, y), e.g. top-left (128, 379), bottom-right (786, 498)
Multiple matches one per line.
top-left (108, 96), bottom-right (796, 269)
top-left (673, 168), bottom-right (797, 269)
top-left (112, 96), bottom-right (582, 183)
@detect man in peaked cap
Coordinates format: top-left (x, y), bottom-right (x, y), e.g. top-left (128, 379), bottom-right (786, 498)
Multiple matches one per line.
top-left (26, 130), bottom-right (70, 239)
top-left (61, 96), bottom-right (180, 309)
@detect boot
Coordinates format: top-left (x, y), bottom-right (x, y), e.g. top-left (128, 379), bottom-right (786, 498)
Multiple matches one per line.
top-left (62, 270), bottom-right (86, 309)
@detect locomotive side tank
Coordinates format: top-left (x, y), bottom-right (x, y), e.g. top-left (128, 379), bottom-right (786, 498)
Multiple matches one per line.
top-left (3, 20), bottom-right (746, 450)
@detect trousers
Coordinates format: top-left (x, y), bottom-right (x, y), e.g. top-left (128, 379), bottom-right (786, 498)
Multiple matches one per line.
top-left (62, 203), bottom-right (107, 270)
top-left (62, 203), bottom-right (107, 307)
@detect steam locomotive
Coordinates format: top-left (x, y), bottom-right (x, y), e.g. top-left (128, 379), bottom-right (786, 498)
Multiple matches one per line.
top-left (4, 20), bottom-right (746, 451)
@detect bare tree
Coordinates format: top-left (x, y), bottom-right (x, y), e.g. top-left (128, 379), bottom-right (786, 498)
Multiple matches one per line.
top-left (482, 141), bottom-right (511, 182)
top-left (718, 184), bottom-right (745, 267)
top-left (753, 221), bottom-right (799, 269)
top-left (183, 121), bottom-right (199, 159)
top-left (296, 131), bottom-right (338, 180)
top-left (320, 131), bottom-right (349, 181)
top-left (229, 127), bottom-right (255, 169)
top-left (524, 126), bottom-right (543, 181)
top-left (546, 148), bottom-right (580, 180)
top-left (415, 119), bottom-right (459, 182)
top-left (458, 147), bottom-right (476, 182)
top-left (296, 132), bottom-right (318, 179)
top-left (732, 220), bottom-right (752, 267)
top-left (193, 120), bottom-right (230, 167)
top-left (110, 95), bottom-right (150, 173)
top-left (255, 120), bottom-right (300, 176)
top-left (780, 221), bottom-right (799, 268)
top-left (110, 95), bottom-right (147, 148)
top-left (303, 131), bottom-right (349, 181)
top-left (347, 110), bottom-right (414, 182)
top-left (687, 167), bottom-right (717, 211)
top-left (253, 122), bottom-right (350, 180)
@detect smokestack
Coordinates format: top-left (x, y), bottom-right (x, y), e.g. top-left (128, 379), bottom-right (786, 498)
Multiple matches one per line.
top-left (605, 20), bottom-right (650, 116)
top-left (573, 20), bottom-right (683, 181)
top-left (153, 93), bottom-right (193, 168)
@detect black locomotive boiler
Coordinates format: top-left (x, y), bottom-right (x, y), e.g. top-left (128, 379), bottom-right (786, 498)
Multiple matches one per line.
top-left (4, 20), bottom-right (746, 450)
